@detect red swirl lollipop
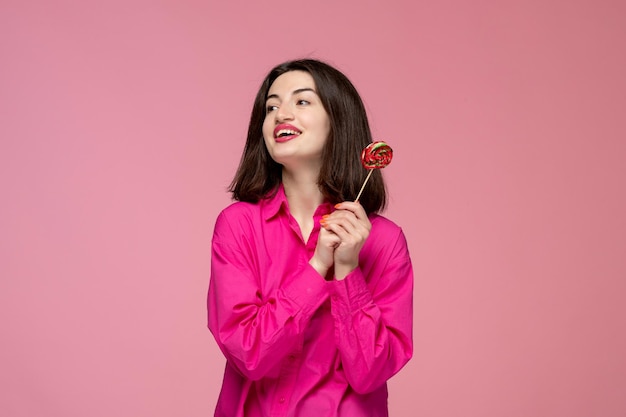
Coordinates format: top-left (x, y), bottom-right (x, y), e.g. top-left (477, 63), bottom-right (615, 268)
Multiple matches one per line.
top-left (355, 141), bottom-right (393, 202)
top-left (361, 141), bottom-right (393, 169)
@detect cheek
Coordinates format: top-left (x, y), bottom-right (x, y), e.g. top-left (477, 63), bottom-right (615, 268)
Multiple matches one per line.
top-left (322, 117), bottom-right (331, 139)
top-left (262, 117), bottom-right (273, 139)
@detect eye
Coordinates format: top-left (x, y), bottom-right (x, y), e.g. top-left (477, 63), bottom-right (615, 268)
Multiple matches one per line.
top-left (296, 99), bottom-right (310, 106)
top-left (266, 104), bottom-right (278, 112)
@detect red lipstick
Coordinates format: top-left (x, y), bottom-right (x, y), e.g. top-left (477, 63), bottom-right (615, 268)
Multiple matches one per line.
top-left (273, 124), bottom-right (302, 143)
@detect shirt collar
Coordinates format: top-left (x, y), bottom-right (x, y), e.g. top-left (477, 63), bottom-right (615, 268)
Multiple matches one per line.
top-left (261, 183), bottom-right (334, 221)
top-left (262, 184), bottom-right (289, 221)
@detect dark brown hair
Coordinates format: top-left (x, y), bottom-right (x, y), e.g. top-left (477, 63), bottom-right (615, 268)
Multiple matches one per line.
top-left (229, 59), bottom-right (387, 214)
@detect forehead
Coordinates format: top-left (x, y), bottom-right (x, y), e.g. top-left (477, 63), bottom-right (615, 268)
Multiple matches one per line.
top-left (267, 70), bottom-right (316, 96)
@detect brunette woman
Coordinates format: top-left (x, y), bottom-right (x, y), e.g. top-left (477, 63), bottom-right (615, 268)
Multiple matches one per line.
top-left (208, 59), bottom-right (413, 417)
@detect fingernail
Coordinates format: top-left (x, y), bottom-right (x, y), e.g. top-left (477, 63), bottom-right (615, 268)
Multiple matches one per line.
top-left (322, 214), bottom-right (330, 220)
top-left (334, 204), bottom-right (341, 209)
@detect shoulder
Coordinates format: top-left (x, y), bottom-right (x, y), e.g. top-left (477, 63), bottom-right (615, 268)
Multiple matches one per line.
top-left (369, 213), bottom-right (403, 236)
top-left (213, 201), bottom-right (261, 238)
top-left (367, 213), bottom-right (410, 259)
top-left (219, 200), bottom-right (260, 219)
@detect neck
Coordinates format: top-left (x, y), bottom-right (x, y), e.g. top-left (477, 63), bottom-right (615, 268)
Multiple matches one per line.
top-left (282, 168), bottom-right (324, 217)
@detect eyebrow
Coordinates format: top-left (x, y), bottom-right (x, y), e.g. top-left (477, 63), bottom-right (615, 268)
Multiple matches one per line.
top-left (266, 87), bottom-right (317, 101)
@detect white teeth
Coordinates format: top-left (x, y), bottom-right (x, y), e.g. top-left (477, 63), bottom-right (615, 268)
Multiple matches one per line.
top-left (276, 129), bottom-right (300, 137)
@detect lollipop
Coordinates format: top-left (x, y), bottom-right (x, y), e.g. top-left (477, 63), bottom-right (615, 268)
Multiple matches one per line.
top-left (361, 141), bottom-right (393, 169)
top-left (354, 141), bottom-right (393, 202)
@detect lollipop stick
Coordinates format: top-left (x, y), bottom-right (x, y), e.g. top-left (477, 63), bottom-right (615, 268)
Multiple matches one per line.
top-left (354, 170), bottom-right (374, 202)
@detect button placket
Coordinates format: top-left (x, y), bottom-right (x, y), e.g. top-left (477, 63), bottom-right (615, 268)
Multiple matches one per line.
top-left (270, 352), bottom-right (300, 416)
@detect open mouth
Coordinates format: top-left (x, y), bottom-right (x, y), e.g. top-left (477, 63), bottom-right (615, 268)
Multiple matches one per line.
top-left (275, 128), bottom-right (301, 138)
top-left (273, 124), bottom-right (302, 142)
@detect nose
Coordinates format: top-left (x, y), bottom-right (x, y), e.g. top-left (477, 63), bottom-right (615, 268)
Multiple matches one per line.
top-left (275, 104), bottom-right (294, 122)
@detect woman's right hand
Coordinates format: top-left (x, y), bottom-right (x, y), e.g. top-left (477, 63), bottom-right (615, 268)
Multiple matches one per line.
top-left (309, 224), bottom-right (340, 278)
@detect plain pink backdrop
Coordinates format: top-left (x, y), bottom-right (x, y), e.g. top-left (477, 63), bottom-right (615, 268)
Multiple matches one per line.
top-left (1, 1), bottom-right (625, 416)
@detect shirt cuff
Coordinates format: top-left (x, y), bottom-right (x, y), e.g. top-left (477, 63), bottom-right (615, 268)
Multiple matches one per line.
top-left (282, 260), bottom-right (329, 316)
top-left (329, 268), bottom-right (373, 316)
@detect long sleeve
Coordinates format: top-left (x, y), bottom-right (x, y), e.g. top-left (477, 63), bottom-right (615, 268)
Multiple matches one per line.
top-left (329, 225), bottom-right (414, 394)
top-left (208, 210), bottom-right (329, 381)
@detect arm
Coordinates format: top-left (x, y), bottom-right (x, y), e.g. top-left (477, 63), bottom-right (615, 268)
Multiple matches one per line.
top-left (330, 234), bottom-right (413, 394)
top-left (321, 205), bottom-right (413, 393)
top-left (207, 211), bottom-right (329, 381)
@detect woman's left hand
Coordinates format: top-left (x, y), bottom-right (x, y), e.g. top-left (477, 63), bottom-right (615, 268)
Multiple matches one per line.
top-left (321, 201), bottom-right (371, 280)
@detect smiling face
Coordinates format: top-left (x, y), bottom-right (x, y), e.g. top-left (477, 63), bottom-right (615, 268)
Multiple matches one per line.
top-left (262, 70), bottom-right (331, 171)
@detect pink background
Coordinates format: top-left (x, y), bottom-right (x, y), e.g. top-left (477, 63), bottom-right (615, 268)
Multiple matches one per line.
top-left (1, 1), bottom-right (625, 416)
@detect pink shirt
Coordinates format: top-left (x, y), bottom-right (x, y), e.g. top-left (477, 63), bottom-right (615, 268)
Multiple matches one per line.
top-left (208, 185), bottom-right (413, 417)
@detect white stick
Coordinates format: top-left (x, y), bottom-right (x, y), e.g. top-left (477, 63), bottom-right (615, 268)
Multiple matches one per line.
top-left (354, 170), bottom-right (374, 202)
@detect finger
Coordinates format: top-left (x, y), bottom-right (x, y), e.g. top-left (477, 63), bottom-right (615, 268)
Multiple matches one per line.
top-left (319, 226), bottom-right (341, 243)
top-left (334, 201), bottom-right (366, 217)
top-left (327, 210), bottom-right (370, 237)
top-left (325, 222), bottom-right (352, 242)
top-left (323, 215), bottom-right (364, 241)
top-left (326, 219), bottom-right (368, 246)
top-left (325, 210), bottom-right (358, 229)
top-left (333, 202), bottom-right (371, 227)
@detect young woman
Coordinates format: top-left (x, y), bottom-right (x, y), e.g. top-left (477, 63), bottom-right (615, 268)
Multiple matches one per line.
top-left (208, 59), bottom-right (413, 417)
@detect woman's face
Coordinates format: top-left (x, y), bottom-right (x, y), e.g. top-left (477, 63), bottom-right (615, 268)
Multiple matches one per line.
top-left (262, 70), bottom-right (331, 171)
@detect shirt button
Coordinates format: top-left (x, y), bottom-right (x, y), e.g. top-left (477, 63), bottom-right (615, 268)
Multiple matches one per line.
top-left (279, 396), bottom-right (286, 403)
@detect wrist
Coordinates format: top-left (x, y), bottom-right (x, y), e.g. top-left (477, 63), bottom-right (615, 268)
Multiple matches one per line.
top-left (334, 262), bottom-right (357, 281)
top-left (309, 257), bottom-right (330, 278)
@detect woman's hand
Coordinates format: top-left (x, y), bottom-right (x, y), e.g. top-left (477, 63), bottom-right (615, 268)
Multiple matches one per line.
top-left (321, 202), bottom-right (371, 280)
top-left (310, 223), bottom-right (341, 279)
